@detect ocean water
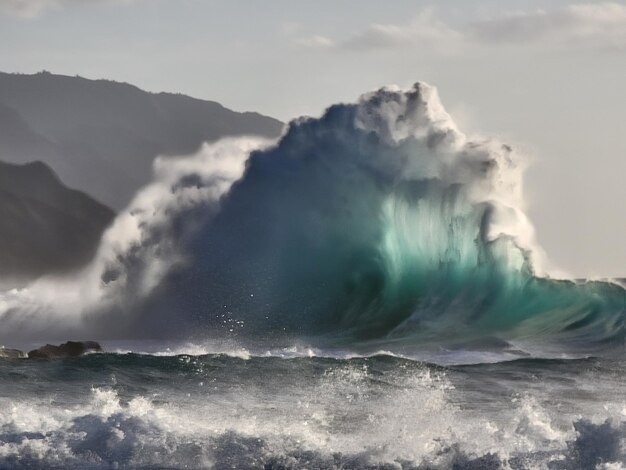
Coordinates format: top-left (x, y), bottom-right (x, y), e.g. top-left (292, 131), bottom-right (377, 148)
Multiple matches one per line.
top-left (2, 347), bottom-right (626, 469)
top-left (1, 83), bottom-right (625, 469)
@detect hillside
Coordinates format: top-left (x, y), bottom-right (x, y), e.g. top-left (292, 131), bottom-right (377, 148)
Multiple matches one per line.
top-left (0, 160), bottom-right (115, 283)
top-left (0, 71), bottom-right (284, 209)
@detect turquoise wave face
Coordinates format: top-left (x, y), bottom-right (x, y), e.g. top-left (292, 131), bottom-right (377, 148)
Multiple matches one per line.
top-left (345, 181), bottom-right (624, 348)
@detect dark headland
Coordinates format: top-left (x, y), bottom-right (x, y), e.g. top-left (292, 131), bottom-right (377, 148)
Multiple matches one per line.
top-left (0, 341), bottom-right (103, 360)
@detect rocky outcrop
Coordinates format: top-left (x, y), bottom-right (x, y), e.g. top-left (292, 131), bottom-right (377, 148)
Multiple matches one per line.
top-left (26, 341), bottom-right (103, 359)
top-left (0, 347), bottom-right (26, 359)
top-left (0, 341), bottom-right (104, 360)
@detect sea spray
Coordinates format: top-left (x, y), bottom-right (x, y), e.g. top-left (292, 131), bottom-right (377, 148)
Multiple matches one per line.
top-left (0, 82), bottom-right (623, 355)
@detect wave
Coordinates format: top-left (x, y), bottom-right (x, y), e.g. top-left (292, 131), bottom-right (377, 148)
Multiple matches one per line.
top-left (0, 82), bottom-right (623, 355)
top-left (97, 342), bottom-right (588, 366)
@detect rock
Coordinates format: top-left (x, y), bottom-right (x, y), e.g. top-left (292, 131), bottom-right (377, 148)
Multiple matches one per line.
top-left (27, 341), bottom-right (103, 359)
top-left (0, 347), bottom-right (26, 359)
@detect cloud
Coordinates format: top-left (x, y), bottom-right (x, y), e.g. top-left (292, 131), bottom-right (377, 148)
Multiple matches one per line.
top-left (470, 2), bottom-right (626, 47)
top-left (0, 0), bottom-right (58, 17)
top-left (297, 3), bottom-right (626, 52)
top-left (0, 0), bottom-right (132, 18)
top-left (295, 35), bottom-right (335, 49)
top-left (342, 9), bottom-right (461, 51)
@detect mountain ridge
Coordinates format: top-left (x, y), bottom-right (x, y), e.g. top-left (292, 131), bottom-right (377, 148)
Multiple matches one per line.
top-left (0, 71), bottom-right (284, 209)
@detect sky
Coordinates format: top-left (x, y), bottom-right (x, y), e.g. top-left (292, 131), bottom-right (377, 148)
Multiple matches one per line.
top-left (0, 0), bottom-right (624, 278)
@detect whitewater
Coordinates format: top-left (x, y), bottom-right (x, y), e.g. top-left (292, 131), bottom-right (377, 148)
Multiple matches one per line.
top-left (1, 82), bottom-right (625, 469)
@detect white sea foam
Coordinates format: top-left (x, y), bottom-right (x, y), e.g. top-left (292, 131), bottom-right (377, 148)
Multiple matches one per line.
top-left (2, 355), bottom-right (625, 468)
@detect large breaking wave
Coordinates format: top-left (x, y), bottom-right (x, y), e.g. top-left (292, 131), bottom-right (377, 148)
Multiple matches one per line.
top-left (0, 82), bottom-right (623, 355)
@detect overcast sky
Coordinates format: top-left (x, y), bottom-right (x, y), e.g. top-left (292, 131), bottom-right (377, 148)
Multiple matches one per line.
top-left (1, 0), bottom-right (624, 277)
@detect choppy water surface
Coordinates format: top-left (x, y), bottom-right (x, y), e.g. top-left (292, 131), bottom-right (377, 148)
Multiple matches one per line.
top-left (2, 348), bottom-right (626, 469)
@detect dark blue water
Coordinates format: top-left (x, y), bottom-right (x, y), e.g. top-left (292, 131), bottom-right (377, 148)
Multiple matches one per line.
top-left (1, 347), bottom-right (626, 469)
